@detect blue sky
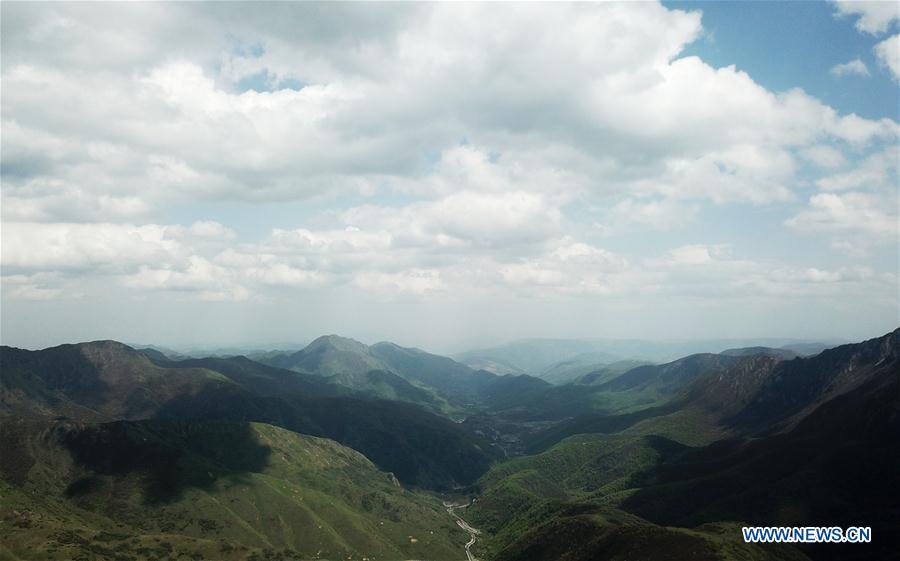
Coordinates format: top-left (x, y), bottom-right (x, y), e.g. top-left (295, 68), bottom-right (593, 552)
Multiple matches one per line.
top-left (1, 1), bottom-right (897, 351)
top-left (668, 0), bottom-right (898, 120)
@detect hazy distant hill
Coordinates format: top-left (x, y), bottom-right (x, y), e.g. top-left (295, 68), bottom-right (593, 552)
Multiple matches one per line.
top-left (537, 356), bottom-right (651, 385)
top-left (777, 342), bottom-right (837, 357)
top-left (719, 346), bottom-right (800, 359)
top-left (573, 360), bottom-right (654, 386)
top-left (522, 335), bottom-right (890, 455)
top-left (262, 335), bottom-right (553, 415)
top-left (457, 337), bottom-right (844, 373)
top-left (594, 353), bottom-right (739, 395)
top-left (457, 339), bottom-right (622, 375)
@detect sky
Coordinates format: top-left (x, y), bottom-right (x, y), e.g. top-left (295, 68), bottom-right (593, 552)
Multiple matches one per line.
top-left (1, 1), bottom-right (898, 353)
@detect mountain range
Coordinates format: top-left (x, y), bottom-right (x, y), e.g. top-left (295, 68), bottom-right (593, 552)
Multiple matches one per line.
top-left (1, 328), bottom-right (896, 561)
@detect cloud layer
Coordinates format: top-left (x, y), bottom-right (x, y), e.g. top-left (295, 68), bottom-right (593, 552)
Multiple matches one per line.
top-left (1, 2), bottom-right (897, 347)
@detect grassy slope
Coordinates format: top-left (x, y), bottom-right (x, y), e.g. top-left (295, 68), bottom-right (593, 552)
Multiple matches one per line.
top-left (468, 410), bottom-right (731, 559)
top-left (0, 418), bottom-right (466, 561)
top-left (468, 415), bottom-right (810, 561)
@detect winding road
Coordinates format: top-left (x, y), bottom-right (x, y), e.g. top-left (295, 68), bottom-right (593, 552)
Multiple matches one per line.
top-left (443, 500), bottom-right (481, 561)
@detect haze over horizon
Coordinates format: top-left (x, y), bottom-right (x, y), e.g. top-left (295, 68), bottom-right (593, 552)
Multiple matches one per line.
top-left (2, 1), bottom-right (898, 352)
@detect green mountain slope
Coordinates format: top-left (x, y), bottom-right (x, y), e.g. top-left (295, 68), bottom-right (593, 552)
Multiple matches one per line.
top-left (262, 336), bottom-right (453, 413)
top-left (465, 329), bottom-right (899, 561)
top-left (269, 335), bottom-right (386, 378)
top-left (262, 336), bottom-right (555, 417)
top-left (623, 372), bottom-right (900, 561)
top-left (156, 387), bottom-right (497, 489)
top-left (0, 418), bottom-right (468, 561)
top-left (1, 341), bottom-right (497, 489)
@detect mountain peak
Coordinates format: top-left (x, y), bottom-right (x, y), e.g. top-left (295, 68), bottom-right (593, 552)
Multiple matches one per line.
top-left (77, 339), bottom-right (138, 352)
top-left (304, 334), bottom-right (370, 354)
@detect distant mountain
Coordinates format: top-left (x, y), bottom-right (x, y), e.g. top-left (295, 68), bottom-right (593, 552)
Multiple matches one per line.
top-left (269, 334), bottom-right (385, 376)
top-left (462, 356), bottom-right (526, 376)
top-left (370, 341), bottom-right (493, 403)
top-left (259, 335), bottom-right (457, 413)
top-left (0, 341), bottom-right (496, 489)
top-left (538, 353), bottom-right (649, 385)
top-left (594, 353), bottom-right (739, 395)
top-left (135, 345), bottom-right (176, 362)
top-left (457, 339), bottom-right (621, 375)
top-left (573, 360), bottom-right (654, 386)
top-left (261, 335), bottom-right (554, 415)
top-left (0, 418), bottom-right (468, 561)
top-left (457, 337), bottom-right (847, 372)
top-left (778, 342), bottom-right (837, 357)
top-left (522, 332), bottom-right (897, 454)
top-left (536, 360), bottom-right (600, 385)
top-left (720, 346), bottom-right (800, 359)
top-left (454, 355), bottom-right (734, 427)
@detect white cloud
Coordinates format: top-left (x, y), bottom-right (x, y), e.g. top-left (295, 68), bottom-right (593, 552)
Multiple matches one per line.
top-left (122, 256), bottom-right (249, 301)
top-left (830, 58), bottom-right (870, 77)
top-left (188, 220), bottom-right (237, 240)
top-left (245, 263), bottom-right (326, 288)
top-left (827, 112), bottom-right (897, 145)
top-left (874, 34), bottom-right (900, 81)
top-left (832, 1), bottom-right (899, 35)
top-left (354, 269), bottom-right (445, 296)
top-left (815, 147), bottom-right (898, 191)
top-left (800, 145), bottom-right (849, 169)
top-left (640, 245), bottom-right (891, 299)
top-left (649, 244), bottom-right (733, 267)
top-left (0, 273), bottom-right (73, 301)
top-left (2, 2), bottom-right (896, 224)
top-left (604, 197), bottom-right (700, 231)
top-left (339, 188), bottom-right (562, 252)
top-left (0, 222), bottom-right (184, 272)
top-left (1, 2), bottom-right (897, 340)
top-left (786, 191), bottom-right (898, 239)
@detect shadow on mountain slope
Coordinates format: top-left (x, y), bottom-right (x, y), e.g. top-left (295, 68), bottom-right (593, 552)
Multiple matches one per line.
top-left (154, 385), bottom-right (496, 489)
top-left (58, 420), bottom-right (271, 505)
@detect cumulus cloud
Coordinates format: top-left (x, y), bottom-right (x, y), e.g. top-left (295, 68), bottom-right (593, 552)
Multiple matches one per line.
top-left (1, 222), bottom-right (185, 272)
top-left (786, 192), bottom-right (898, 239)
top-left (2, 2), bottom-right (896, 224)
top-left (874, 34), bottom-right (900, 81)
top-left (122, 257), bottom-right (249, 301)
top-left (830, 58), bottom-right (870, 77)
top-left (832, 1), bottom-right (899, 35)
top-left (648, 244), bottom-right (733, 267)
top-left (801, 145), bottom-right (849, 168)
top-left (603, 197), bottom-right (700, 232)
top-left (0, 273), bottom-right (73, 301)
top-left (815, 147), bottom-right (898, 191)
top-left (187, 221), bottom-right (237, 239)
top-left (0, 2), bottom-right (896, 338)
